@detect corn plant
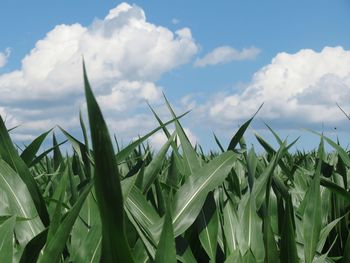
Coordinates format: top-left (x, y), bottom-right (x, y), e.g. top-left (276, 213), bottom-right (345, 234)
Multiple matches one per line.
top-left (0, 64), bottom-right (349, 263)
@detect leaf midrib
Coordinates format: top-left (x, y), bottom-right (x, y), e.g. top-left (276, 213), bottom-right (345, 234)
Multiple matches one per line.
top-left (0, 170), bottom-right (36, 236)
top-left (173, 155), bottom-right (234, 224)
top-left (127, 196), bottom-right (154, 226)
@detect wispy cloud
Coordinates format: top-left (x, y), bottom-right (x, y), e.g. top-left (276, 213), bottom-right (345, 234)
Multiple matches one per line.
top-left (172, 18), bottom-right (180, 25)
top-left (194, 46), bottom-right (260, 67)
top-left (0, 48), bottom-right (11, 68)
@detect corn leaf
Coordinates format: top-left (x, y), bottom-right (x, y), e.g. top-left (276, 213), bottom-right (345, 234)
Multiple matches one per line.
top-left (172, 151), bottom-right (236, 236)
top-left (0, 216), bottom-right (16, 263)
top-left (155, 209), bottom-right (176, 263)
top-left (83, 63), bottom-right (134, 263)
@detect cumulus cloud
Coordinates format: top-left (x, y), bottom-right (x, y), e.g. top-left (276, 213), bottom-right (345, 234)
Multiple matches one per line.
top-left (194, 46), bottom-right (260, 67)
top-left (0, 3), bottom-right (198, 143)
top-left (0, 4), bottom-right (197, 102)
top-left (97, 81), bottom-right (162, 111)
top-left (0, 48), bottom-right (11, 68)
top-left (149, 127), bottom-right (198, 150)
top-left (200, 46), bottom-right (350, 128)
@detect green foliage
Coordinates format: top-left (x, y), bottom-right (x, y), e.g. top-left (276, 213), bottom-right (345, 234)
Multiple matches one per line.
top-left (0, 65), bottom-right (349, 262)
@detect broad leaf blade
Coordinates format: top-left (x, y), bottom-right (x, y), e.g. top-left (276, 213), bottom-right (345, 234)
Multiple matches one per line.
top-left (227, 104), bottom-right (262, 151)
top-left (303, 139), bottom-right (323, 263)
top-left (116, 111), bottom-right (189, 163)
top-left (20, 129), bottom-right (52, 166)
top-left (142, 132), bottom-right (175, 193)
top-left (0, 216), bottom-right (16, 263)
top-left (155, 209), bottom-right (176, 263)
top-left (71, 226), bottom-right (102, 263)
top-left (0, 159), bottom-right (44, 245)
top-left (163, 93), bottom-right (201, 175)
top-left (0, 116), bottom-right (50, 226)
top-left (83, 63), bottom-right (134, 263)
top-left (280, 196), bottom-right (298, 263)
top-left (172, 151), bottom-right (236, 236)
top-left (38, 183), bottom-right (93, 263)
top-left (197, 192), bottom-right (218, 261)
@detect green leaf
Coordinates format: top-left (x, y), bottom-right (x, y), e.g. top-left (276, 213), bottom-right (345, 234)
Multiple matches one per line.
top-left (317, 216), bottom-right (343, 252)
top-left (68, 159), bottom-right (78, 204)
top-left (71, 226), bottom-right (102, 263)
top-left (238, 193), bottom-right (264, 263)
top-left (121, 176), bottom-right (137, 200)
top-left (320, 178), bottom-right (350, 203)
top-left (242, 249), bottom-right (257, 263)
top-left (126, 186), bottom-right (160, 231)
top-left (227, 104), bottom-right (262, 151)
top-left (47, 163), bottom-right (69, 216)
top-left (224, 250), bottom-right (242, 263)
top-left (250, 144), bottom-right (286, 210)
top-left (20, 129), bottom-right (52, 166)
top-left (176, 236), bottom-right (197, 263)
top-left (163, 93), bottom-right (201, 175)
top-left (52, 132), bottom-right (63, 171)
top-left (116, 110), bottom-right (189, 163)
top-left (303, 139), bottom-right (323, 263)
top-left (38, 183), bottom-right (93, 263)
top-left (264, 123), bottom-right (283, 145)
top-left (83, 63), bottom-right (134, 263)
top-left (147, 102), bottom-right (184, 174)
top-left (155, 209), bottom-right (177, 263)
top-left (59, 127), bottom-right (91, 179)
top-left (19, 229), bottom-right (48, 263)
top-left (132, 239), bottom-right (149, 263)
top-left (280, 196), bottom-right (298, 263)
top-left (246, 147), bottom-right (257, 190)
top-left (262, 215), bottom-right (278, 263)
top-left (0, 159), bottom-right (44, 245)
top-left (0, 216), bottom-right (16, 263)
top-left (213, 133), bottom-right (225, 153)
top-left (29, 140), bottom-right (67, 168)
top-left (46, 171), bottom-right (68, 244)
top-left (124, 184), bottom-right (161, 259)
top-left (154, 178), bottom-right (166, 216)
top-left (79, 110), bottom-right (92, 179)
top-left (70, 191), bottom-right (101, 259)
top-left (166, 151), bottom-right (183, 188)
top-left (0, 116), bottom-right (50, 226)
top-left (343, 233), bottom-right (350, 263)
top-left (142, 132), bottom-right (176, 193)
top-left (172, 151), bottom-right (236, 236)
top-left (197, 192), bottom-right (218, 261)
top-left (125, 208), bottom-right (157, 259)
top-left (310, 130), bottom-right (350, 167)
top-left (223, 199), bottom-right (239, 255)
top-left (262, 178), bottom-right (279, 263)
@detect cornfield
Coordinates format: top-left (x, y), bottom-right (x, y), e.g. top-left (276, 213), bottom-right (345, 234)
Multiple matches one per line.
top-left (1, 64), bottom-right (350, 263)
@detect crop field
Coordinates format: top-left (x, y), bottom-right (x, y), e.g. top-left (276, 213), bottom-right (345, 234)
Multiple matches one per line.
top-left (0, 66), bottom-right (350, 263)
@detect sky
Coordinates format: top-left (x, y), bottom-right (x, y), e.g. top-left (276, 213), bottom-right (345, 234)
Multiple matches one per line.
top-left (1, 0), bottom-right (350, 152)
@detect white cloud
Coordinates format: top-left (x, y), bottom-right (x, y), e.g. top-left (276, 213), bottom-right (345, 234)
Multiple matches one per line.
top-left (0, 3), bottom-right (197, 101)
top-left (0, 3), bottom-right (198, 143)
top-left (0, 107), bottom-right (18, 128)
top-left (149, 127), bottom-right (198, 150)
top-left (97, 81), bottom-right (162, 111)
top-left (200, 46), bottom-right (350, 128)
top-left (194, 46), bottom-right (260, 67)
top-left (0, 48), bottom-right (11, 68)
top-left (172, 18), bottom-right (180, 25)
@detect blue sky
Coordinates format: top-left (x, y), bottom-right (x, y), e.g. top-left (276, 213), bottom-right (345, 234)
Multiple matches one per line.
top-left (1, 0), bottom-right (350, 151)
